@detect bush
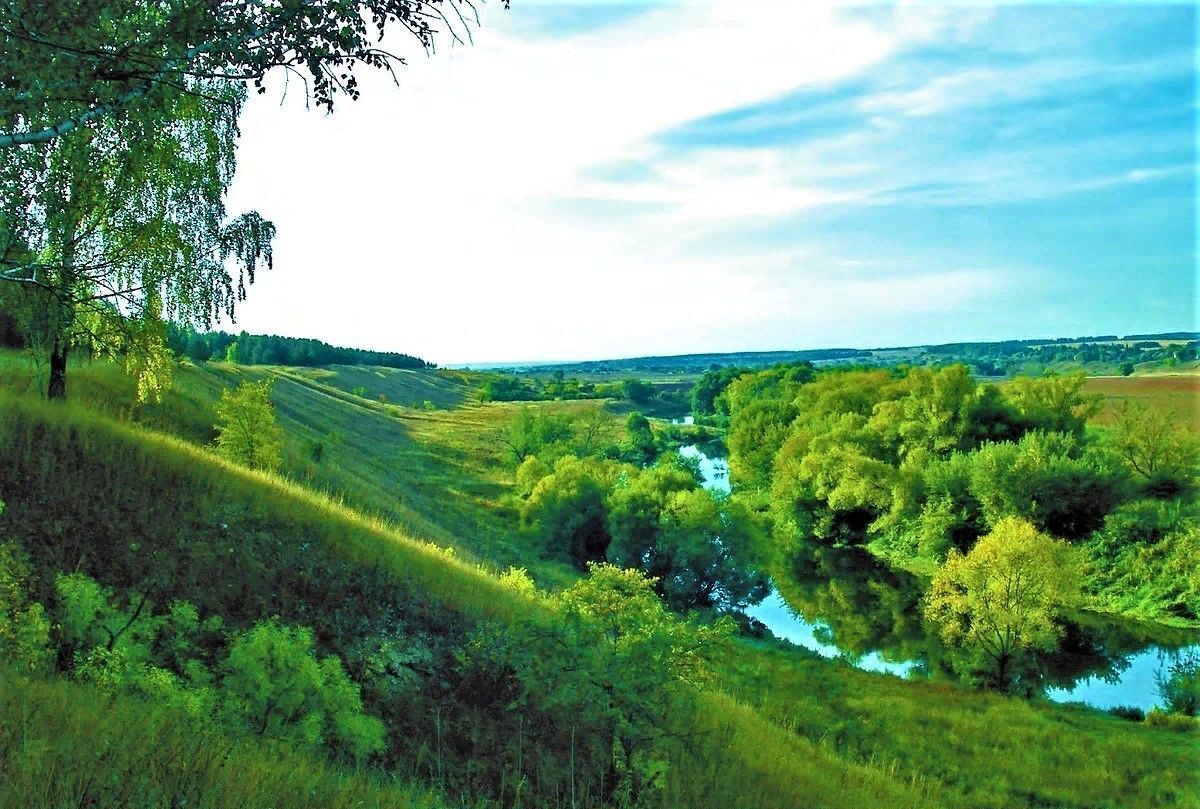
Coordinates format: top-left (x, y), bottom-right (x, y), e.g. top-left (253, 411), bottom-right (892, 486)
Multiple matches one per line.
top-left (1107, 705), bottom-right (1145, 722)
top-left (1157, 652), bottom-right (1200, 717)
top-left (214, 380), bottom-right (285, 471)
top-left (1144, 709), bottom-right (1197, 732)
top-left (969, 431), bottom-right (1128, 540)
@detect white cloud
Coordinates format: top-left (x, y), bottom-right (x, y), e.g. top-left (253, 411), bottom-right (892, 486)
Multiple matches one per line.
top-left (221, 1), bottom-right (1156, 364)
top-left (223, 1), bottom-right (939, 363)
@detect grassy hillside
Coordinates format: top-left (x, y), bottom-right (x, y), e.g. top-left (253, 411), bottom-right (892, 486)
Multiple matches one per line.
top-left (721, 643), bottom-right (1200, 809)
top-left (1, 356), bottom-right (1196, 809)
top-left (0, 672), bottom-right (449, 809)
top-left (0, 394), bottom-right (941, 809)
top-left (0, 352), bottom-right (578, 579)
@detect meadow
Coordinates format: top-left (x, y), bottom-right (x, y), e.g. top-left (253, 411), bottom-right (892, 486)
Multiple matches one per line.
top-left (1083, 374), bottom-right (1200, 430)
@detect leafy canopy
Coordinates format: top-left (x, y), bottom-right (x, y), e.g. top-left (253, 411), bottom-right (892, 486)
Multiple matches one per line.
top-left (0, 0), bottom-right (499, 148)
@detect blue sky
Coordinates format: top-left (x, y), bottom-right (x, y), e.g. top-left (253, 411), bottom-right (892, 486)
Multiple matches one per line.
top-left (226, 2), bottom-right (1196, 364)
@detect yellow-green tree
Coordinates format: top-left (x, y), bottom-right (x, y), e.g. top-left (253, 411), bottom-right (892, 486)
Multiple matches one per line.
top-left (221, 621), bottom-right (385, 763)
top-left (1109, 401), bottom-right (1199, 495)
top-left (214, 380), bottom-right (284, 472)
top-left (925, 518), bottom-right (1080, 689)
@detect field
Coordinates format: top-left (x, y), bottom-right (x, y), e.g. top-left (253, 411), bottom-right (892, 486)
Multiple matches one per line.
top-left (1083, 373), bottom-right (1200, 430)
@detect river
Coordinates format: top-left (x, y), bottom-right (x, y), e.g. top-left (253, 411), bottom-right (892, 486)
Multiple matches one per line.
top-left (679, 444), bottom-right (1200, 712)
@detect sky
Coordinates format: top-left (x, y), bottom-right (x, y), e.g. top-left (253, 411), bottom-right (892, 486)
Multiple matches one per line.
top-left (223, 1), bottom-right (1197, 366)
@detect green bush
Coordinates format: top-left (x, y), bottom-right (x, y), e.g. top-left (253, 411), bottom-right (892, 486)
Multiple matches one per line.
top-left (1157, 652), bottom-right (1200, 717)
top-left (1144, 709), bottom-right (1198, 732)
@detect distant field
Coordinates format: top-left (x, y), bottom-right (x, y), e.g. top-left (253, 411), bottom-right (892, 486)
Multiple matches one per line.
top-left (1083, 374), bottom-right (1199, 430)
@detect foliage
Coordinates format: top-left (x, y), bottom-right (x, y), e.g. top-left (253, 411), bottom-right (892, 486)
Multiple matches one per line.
top-left (214, 380), bottom-right (285, 471)
top-left (0, 0), bottom-right (494, 148)
top-left (1082, 506), bottom-right (1200, 624)
top-left (467, 564), bottom-right (733, 807)
top-left (1144, 708), bottom-right (1198, 732)
top-left (169, 325), bottom-right (431, 369)
top-left (478, 371), bottom-right (647, 404)
top-left (222, 621), bottom-right (386, 762)
top-left (0, 541), bottom-right (51, 672)
top-left (1156, 652), bottom-right (1200, 717)
top-left (689, 365), bottom-right (749, 417)
top-left (967, 430), bottom-right (1127, 540)
top-left (625, 411), bottom-right (657, 464)
top-left (503, 407), bottom-right (576, 462)
top-left (622, 377), bottom-right (656, 404)
top-left (1003, 371), bottom-right (1100, 436)
top-left (522, 455), bottom-right (617, 568)
top-left (1, 77), bottom-right (272, 400)
top-left (925, 518), bottom-right (1081, 690)
top-left (1108, 401), bottom-right (1200, 495)
top-left (607, 462), bottom-right (769, 614)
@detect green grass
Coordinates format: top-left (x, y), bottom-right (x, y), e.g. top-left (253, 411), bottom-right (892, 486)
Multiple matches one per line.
top-left (0, 671), bottom-right (450, 809)
top-left (0, 351), bottom-right (576, 579)
top-left (721, 642), bottom-right (1200, 809)
top-left (286, 364), bottom-right (473, 408)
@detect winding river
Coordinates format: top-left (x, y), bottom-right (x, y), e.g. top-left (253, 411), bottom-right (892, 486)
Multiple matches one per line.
top-left (679, 444), bottom-right (1200, 712)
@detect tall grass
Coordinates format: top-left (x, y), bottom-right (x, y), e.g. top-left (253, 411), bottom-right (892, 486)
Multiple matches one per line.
top-left (720, 642), bottom-right (1200, 809)
top-left (0, 671), bottom-right (452, 809)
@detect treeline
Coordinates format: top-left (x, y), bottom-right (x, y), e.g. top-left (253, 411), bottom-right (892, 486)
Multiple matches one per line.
top-left (492, 348), bottom-right (871, 377)
top-left (166, 325), bottom-right (433, 369)
top-left (480, 372), bottom-right (674, 406)
top-left (924, 338), bottom-right (1198, 377)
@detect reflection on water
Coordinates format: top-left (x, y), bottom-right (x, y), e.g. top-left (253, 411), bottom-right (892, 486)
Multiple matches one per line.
top-left (682, 444), bottom-right (1200, 711)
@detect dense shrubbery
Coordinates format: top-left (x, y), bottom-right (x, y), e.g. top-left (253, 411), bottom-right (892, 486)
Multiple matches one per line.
top-left (1157, 652), bottom-right (1200, 717)
top-left (479, 371), bottom-right (623, 402)
top-left (724, 364), bottom-right (1199, 630)
top-left (516, 453), bottom-right (769, 615)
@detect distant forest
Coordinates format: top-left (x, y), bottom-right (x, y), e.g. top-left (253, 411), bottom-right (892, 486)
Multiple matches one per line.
top-left (481, 332), bottom-right (1199, 378)
top-left (165, 325), bottom-right (433, 369)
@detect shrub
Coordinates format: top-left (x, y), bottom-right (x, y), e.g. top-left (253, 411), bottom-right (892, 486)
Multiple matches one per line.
top-left (1107, 705), bottom-right (1145, 722)
top-left (1157, 652), bottom-right (1200, 717)
top-left (1144, 709), bottom-right (1197, 732)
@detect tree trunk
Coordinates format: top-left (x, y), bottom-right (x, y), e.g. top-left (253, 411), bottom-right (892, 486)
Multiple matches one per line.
top-left (47, 339), bottom-right (68, 400)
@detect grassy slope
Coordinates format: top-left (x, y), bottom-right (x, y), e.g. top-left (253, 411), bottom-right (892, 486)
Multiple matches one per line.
top-left (0, 394), bottom-right (938, 809)
top-left (721, 643), bottom-right (1200, 809)
top-left (0, 352), bottom-right (577, 580)
top-left (1, 355), bottom-right (1197, 808)
top-left (0, 672), bottom-right (449, 809)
